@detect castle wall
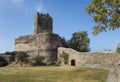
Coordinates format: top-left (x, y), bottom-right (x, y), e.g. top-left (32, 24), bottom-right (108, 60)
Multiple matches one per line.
top-left (15, 33), bottom-right (62, 63)
top-left (58, 47), bottom-right (120, 68)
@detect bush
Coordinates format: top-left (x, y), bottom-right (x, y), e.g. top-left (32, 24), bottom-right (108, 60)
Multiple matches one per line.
top-left (46, 61), bottom-right (59, 66)
top-left (32, 55), bottom-right (45, 66)
top-left (53, 61), bottom-right (61, 66)
top-left (16, 51), bottom-right (29, 66)
top-left (0, 56), bottom-right (8, 67)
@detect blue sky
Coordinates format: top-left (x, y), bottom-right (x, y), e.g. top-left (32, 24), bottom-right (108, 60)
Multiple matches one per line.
top-left (0, 0), bottom-right (120, 53)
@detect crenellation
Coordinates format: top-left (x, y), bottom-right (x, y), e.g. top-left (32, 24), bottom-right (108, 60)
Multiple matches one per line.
top-left (34, 12), bottom-right (53, 34)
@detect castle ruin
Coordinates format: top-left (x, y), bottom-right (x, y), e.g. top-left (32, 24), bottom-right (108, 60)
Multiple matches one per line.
top-left (15, 12), bottom-right (120, 68)
top-left (15, 12), bottom-right (65, 63)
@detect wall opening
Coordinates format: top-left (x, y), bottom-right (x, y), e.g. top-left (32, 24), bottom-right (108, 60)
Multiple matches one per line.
top-left (71, 59), bottom-right (75, 66)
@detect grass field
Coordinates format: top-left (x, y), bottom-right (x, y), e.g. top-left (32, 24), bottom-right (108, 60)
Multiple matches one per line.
top-left (0, 66), bottom-right (109, 82)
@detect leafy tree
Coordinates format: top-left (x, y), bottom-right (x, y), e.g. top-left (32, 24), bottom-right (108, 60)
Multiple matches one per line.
top-left (16, 51), bottom-right (29, 66)
top-left (86, 0), bottom-right (120, 35)
top-left (69, 31), bottom-right (90, 52)
top-left (4, 51), bottom-right (17, 63)
top-left (4, 51), bottom-right (17, 55)
top-left (32, 55), bottom-right (45, 66)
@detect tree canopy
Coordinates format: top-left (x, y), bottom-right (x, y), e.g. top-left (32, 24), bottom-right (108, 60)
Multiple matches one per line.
top-left (69, 31), bottom-right (90, 52)
top-left (86, 0), bottom-right (120, 35)
top-left (16, 51), bottom-right (29, 66)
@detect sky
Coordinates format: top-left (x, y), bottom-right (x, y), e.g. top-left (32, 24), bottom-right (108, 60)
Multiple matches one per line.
top-left (0, 0), bottom-right (120, 53)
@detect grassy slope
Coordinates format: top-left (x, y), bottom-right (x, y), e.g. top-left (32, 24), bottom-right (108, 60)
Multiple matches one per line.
top-left (0, 66), bottom-right (108, 82)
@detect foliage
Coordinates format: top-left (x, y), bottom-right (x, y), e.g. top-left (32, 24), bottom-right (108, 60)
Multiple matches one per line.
top-left (86, 0), bottom-right (120, 35)
top-left (16, 51), bottom-right (29, 66)
top-left (32, 55), bottom-right (45, 66)
top-left (4, 51), bottom-right (17, 63)
top-left (0, 56), bottom-right (8, 67)
top-left (4, 51), bottom-right (16, 55)
top-left (116, 47), bottom-right (120, 53)
top-left (62, 37), bottom-right (70, 48)
top-left (69, 31), bottom-right (90, 52)
top-left (60, 51), bottom-right (69, 64)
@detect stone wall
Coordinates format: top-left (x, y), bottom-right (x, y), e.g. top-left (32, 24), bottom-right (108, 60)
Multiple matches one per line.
top-left (58, 47), bottom-right (120, 68)
top-left (15, 33), bottom-right (64, 63)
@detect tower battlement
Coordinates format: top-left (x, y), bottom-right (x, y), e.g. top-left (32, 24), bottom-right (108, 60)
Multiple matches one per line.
top-left (34, 12), bottom-right (53, 34)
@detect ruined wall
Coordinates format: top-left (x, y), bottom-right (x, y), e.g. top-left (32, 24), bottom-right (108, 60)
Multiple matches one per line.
top-left (58, 47), bottom-right (120, 68)
top-left (15, 33), bottom-right (63, 63)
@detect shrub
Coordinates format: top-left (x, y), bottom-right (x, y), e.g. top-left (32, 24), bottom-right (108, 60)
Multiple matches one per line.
top-left (16, 51), bottom-right (29, 66)
top-left (53, 61), bottom-right (61, 66)
top-left (32, 55), bottom-right (45, 66)
top-left (0, 56), bottom-right (8, 67)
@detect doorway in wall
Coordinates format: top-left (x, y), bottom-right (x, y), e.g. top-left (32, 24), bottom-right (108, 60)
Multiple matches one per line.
top-left (71, 59), bottom-right (75, 66)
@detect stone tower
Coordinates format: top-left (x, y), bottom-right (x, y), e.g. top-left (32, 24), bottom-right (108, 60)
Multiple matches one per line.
top-left (15, 12), bottom-right (65, 64)
top-left (34, 12), bottom-right (53, 34)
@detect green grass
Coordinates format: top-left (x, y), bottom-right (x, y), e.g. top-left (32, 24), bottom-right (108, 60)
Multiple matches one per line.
top-left (0, 66), bottom-right (109, 82)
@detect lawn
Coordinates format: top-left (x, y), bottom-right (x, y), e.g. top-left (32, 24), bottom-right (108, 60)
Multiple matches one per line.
top-left (0, 66), bottom-right (109, 82)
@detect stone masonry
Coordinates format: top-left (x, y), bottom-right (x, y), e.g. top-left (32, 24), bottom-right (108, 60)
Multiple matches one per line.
top-left (34, 12), bottom-right (53, 34)
top-left (15, 12), bottom-right (120, 68)
top-left (58, 47), bottom-right (120, 68)
top-left (15, 12), bottom-right (64, 63)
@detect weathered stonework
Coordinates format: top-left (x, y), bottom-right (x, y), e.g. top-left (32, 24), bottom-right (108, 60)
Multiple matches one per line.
top-left (15, 33), bottom-right (63, 62)
top-left (34, 12), bottom-right (52, 34)
top-left (58, 47), bottom-right (120, 68)
top-left (15, 12), bottom-right (120, 68)
top-left (15, 12), bottom-right (64, 63)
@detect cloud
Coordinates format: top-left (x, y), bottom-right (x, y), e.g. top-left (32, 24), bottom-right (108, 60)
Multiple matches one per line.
top-left (35, 2), bottom-right (44, 12)
top-left (12, 0), bottom-right (24, 7)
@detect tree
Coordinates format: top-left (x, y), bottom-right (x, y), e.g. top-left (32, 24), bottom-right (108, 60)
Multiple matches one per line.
top-left (69, 31), bottom-right (90, 52)
top-left (16, 51), bottom-right (29, 66)
top-left (4, 51), bottom-right (17, 63)
top-left (86, 0), bottom-right (120, 35)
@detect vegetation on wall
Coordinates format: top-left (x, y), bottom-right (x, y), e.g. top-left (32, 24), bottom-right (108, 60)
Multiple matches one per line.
top-left (86, 0), bottom-right (120, 35)
top-left (60, 51), bottom-right (69, 64)
top-left (69, 31), bottom-right (90, 52)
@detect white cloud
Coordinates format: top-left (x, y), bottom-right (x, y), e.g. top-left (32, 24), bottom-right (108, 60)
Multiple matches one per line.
top-left (35, 2), bottom-right (44, 12)
top-left (12, 0), bottom-right (24, 7)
